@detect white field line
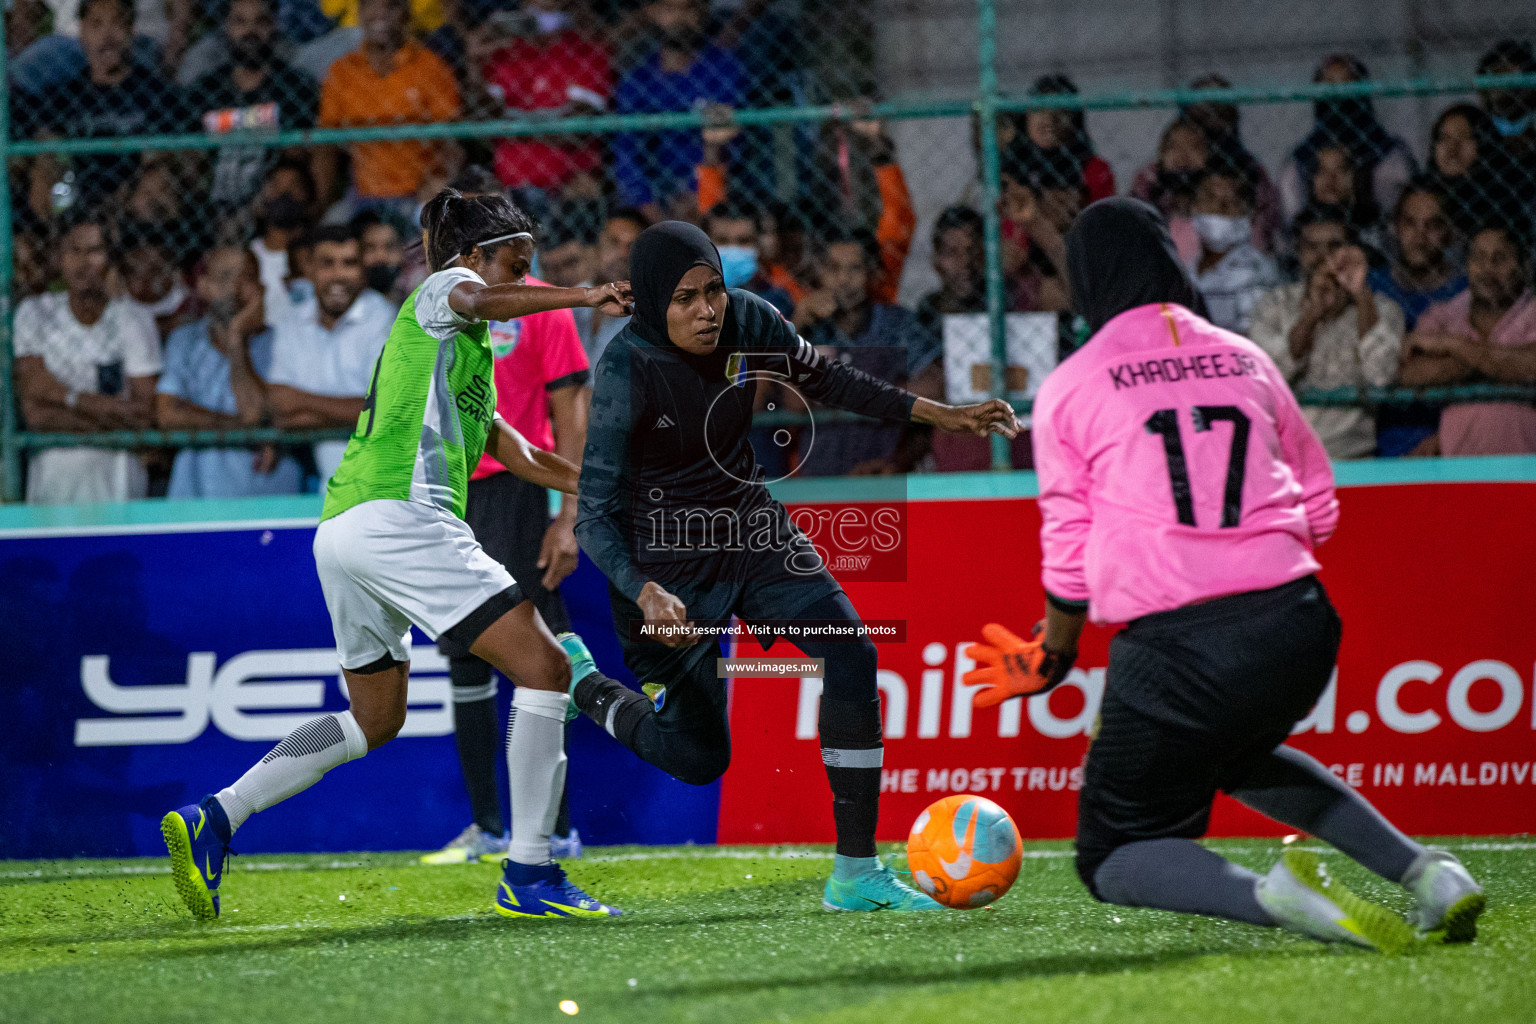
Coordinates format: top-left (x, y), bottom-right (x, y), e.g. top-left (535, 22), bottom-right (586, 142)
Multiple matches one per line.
top-left (5, 839), bottom-right (1532, 880)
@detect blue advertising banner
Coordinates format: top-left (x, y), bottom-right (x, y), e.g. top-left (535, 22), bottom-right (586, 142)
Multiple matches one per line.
top-left (0, 505), bottom-right (720, 859)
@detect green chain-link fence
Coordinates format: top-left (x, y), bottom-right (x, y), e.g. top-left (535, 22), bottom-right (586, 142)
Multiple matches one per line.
top-left (3, 0), bottom-right (1536, 500)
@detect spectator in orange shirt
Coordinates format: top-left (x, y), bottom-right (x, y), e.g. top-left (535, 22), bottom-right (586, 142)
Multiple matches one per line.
top-left (314, 0), bottom-right (460, 211)
top-left (697, 102), bottom-right (914, 305)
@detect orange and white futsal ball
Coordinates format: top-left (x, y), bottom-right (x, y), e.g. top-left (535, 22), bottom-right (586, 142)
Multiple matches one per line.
top-left (906, 794), bottom-right (1023, 909)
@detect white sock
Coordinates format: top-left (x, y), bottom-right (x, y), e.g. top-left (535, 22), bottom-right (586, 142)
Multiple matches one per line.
top-left (505, 688), bottom-right (569, 865)
top-left (215, 711), bottom-right (368, 833)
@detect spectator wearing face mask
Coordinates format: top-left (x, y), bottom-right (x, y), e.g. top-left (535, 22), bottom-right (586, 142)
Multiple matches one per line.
top-left (699, 104), bottom-right (911, 306)
top-left (537, 211), bottom-right (603, 355)
top-left (1179, 73), bottom-right (1284, 251)
top-left (1189, 166), bottom-right (1278, 334)
top-left (349, 208), bottom-right (410, 304)
top-left (1476, 41), bottom-right (1536, 245)
top-left (700, 197), bottom-right (793, 317)
top-left (1279, 54), bottom-right (1416, 227)
top-left (250, 158), bottom-right (319, 319)
top-left (156, 245), bottom-right (303, 497)
top-left (117, 223), bottom-right (199, 342)
top-left (1249, 204), bottom-right (1404, 459)
top-left (1134, 118), bottom-right (1209, 266)
top-left (1400, 225), bottom-right (1536, 456)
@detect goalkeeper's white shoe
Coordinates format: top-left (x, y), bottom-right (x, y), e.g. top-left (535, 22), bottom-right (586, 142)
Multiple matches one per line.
top-left (1256, 849), bottom-right (1414, 953)
top-left (419, 824), bottom-right (509, 865)
top-left (1404, 850), bottom-right (1484, 943)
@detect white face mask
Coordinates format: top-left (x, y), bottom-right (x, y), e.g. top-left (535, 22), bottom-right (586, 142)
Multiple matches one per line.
top-left (1192, 213), bottom-right (1251, 254)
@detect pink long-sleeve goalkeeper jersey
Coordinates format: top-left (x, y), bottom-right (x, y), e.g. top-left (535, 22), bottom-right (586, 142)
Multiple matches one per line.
top-left (1032, 301), bottom-right (1339, 625)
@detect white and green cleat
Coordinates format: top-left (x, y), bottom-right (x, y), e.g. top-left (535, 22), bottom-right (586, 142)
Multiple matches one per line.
top-left (823, 860), bottom-right (944, 912)
top-left (419, 823), bottom-right (509, 865)
top-left (1256, 848), bottom-right (1414, 953)
top-left (1404, 849), bottom-right (1484, 943)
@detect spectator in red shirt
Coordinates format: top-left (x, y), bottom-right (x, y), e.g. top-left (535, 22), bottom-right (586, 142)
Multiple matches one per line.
top-left (482, 0), bottom-right (612, 195)
top-left (1131, 74), bottom-right (1285, 254)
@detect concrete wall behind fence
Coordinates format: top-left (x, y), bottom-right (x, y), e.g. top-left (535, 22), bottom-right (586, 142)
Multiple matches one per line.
top-left (875, 0), bottom-right (1536, 304)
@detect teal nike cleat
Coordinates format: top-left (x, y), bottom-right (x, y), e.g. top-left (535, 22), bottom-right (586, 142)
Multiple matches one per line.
top-left (161, 797), bottom-right (234, 921)
top-left (823, 860), bottom-right (944, 912)
top-left (556, 632), bottom-right (596, 723)
top-left (494, 860), bottom-right (621, 919)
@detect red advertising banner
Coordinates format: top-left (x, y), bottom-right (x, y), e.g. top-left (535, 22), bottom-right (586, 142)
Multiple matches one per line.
top-left (717, 481), bottom-right (1536, 842)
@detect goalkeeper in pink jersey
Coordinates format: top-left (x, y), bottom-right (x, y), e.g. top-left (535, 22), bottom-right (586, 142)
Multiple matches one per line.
top-left (965, 198), bottom-right (1483, 951)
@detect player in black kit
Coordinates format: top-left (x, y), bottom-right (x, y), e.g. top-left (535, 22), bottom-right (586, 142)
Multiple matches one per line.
top-left (567, 221), bottom-right (1019, 911)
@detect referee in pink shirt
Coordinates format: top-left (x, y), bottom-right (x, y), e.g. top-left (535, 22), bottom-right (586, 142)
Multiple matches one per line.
top-left (422, 274), bottom-right (593, 864)
top-left (965, 198), bottom-right (1483, 951)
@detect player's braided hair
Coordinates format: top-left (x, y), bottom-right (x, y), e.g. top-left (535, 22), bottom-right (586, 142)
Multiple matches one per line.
top-left (420, 187), bottom-right (537, 273)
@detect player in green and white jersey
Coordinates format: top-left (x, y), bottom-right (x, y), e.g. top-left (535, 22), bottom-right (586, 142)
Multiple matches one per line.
top-left (160, 189), bottom-right (636, 922)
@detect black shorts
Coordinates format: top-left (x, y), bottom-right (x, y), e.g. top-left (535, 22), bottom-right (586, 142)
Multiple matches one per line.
top-left (1075, 575), bottom-right (1341, 894)
top-left (608, 538), bottom-right (843, 724)
top-left (438, 471), bottom-right (570, 659)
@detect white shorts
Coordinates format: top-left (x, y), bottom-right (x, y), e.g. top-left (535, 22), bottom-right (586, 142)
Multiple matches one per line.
top-left (313, 499), bottom-right (517, 670)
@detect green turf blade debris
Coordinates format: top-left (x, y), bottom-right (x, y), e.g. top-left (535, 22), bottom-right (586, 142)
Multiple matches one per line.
top-left (0, 837), bottom-right (1529, 1024)
top-left (1429, 890), bottom-right (1489, 945)
top-left (158, 811), bottom-right (215, 922)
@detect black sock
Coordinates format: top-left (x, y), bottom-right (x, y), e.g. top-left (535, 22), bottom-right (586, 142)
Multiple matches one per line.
top-left (450, 655), bottom-right (504, 836)
top-left (574, 671), bottom-right (655, 750)
top-left (819, 696), bottom-right (882, 858)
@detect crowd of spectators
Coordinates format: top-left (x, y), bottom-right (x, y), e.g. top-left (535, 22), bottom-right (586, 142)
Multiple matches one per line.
top-left (4, 0), bottom-right (1536, 501)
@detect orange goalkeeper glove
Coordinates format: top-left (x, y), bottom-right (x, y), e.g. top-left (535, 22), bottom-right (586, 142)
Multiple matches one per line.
top-left (964, 621), bottom-right (1078, 707)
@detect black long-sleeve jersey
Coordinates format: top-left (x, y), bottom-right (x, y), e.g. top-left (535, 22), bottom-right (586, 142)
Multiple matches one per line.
top-left (576, 289), bottom-right (916, 601)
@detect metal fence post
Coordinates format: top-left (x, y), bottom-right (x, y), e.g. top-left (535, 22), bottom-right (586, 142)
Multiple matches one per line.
top-left (0, 17), bottom-right (18, 503)
top-left (976, 0), bottom-right (1010, 471)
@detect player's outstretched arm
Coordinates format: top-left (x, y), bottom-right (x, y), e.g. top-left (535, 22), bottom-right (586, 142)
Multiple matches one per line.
top-left (911, 397), bottom-right (1023, 439)
top-left (450, 280), bottom-right (633, 324)
top-left (484, 415), bottom-right (580, 494)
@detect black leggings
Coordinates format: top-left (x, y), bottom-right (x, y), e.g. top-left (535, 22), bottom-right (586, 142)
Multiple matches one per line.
top-left (604, 589), bottom-right (877, 786)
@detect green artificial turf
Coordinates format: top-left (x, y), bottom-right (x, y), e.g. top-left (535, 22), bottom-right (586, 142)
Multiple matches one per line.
top-left (1, 838), bottom-right (1531, 1024)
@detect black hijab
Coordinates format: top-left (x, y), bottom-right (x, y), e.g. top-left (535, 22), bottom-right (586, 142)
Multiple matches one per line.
top-left (628, 220), bottom-right (723, 346)
top-left (1065, 197), bottom-right (1207, 333)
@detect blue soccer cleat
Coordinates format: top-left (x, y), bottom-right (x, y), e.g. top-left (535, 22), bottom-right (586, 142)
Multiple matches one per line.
top-left (823, 860), bottom-right (944, 912)
top-left (557, 632), bottom-right (597, 723)
top-left (161, 797), bottom-right (234, 921)
top-left (494, 860), bottom-right (621, 919)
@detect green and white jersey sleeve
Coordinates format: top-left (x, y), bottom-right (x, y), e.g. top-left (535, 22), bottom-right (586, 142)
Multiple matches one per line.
top-left (320, 268), bottom-right (498, 524)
